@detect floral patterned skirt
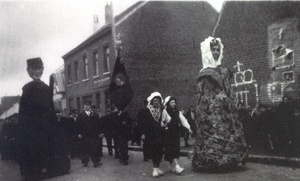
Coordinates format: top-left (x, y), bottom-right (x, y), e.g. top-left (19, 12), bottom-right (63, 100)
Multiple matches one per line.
top-left (192, 76), bottom-right (248, 171)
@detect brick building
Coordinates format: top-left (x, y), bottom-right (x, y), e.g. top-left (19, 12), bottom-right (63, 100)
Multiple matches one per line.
top-left (63, 1), bottom-right (219, 117)
top-left (213, 1), bottom-right (300, 108)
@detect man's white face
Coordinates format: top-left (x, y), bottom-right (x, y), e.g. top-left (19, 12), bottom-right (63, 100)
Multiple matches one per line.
top-left (56, 112), bottom-right (62, 120)
top-left (237, 104), bottom-right (242, 110)
top-left (71, 113), bottom-right (77, 118)
top-left (84, 105), bottom-right (91, 111)
top-left (28, 66), bottom-right (44, 80)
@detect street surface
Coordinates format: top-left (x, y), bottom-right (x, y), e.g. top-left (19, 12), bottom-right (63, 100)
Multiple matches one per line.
top-left (0, 148), bottom-right (300, 181)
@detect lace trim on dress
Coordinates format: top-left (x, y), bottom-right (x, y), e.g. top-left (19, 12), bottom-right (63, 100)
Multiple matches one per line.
top-left (147, 105), bottom-right (161, 122)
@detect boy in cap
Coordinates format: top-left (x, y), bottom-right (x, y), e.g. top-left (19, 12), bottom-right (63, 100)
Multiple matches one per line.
top-left (17, 57), bottom-right (57, 180)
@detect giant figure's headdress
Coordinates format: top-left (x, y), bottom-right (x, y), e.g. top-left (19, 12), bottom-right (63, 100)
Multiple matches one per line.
top-left (200, 36), bottom-right (224, 71)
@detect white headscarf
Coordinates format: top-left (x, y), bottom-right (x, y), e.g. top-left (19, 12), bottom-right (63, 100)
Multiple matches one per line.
top-left (200, 36), bottom-right (224, 71)
top-left (147, 92), bottom-right (163, 106)
top-left (146, 92), bottom-right (163, 122)
top-left (164, 96), bottom-right (171, 107)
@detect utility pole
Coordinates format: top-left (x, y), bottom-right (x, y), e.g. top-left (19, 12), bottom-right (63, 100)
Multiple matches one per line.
top-left (110, 1), bottom-right (118, 57)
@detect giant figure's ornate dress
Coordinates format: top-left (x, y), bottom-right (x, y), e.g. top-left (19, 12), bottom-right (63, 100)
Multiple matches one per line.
top-left (192, 66), bottom-right (248, 170)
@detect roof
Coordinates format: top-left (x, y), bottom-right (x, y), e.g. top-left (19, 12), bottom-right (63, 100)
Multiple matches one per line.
top-left (0, 96), bottom-right (20, 115)
top-left (0, 102), bottom-right (19, 120)
top-left (62, 1), bottom-right (146, 59)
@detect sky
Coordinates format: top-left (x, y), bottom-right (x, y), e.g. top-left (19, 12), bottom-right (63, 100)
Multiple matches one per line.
top-left (0, 0), bottom-right (224, 101)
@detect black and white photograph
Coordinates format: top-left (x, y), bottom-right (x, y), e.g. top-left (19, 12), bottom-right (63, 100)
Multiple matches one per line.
top-left (0, 0), bottom-right (300, 180)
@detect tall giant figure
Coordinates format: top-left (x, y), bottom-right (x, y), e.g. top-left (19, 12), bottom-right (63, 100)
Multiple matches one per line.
top-left (17, 58), bottom-right (56, 180)
top-left (192, 37), bottom-right (248, 171)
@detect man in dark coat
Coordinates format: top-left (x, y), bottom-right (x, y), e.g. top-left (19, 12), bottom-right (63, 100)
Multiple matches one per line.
top-left (138, 100), bottom-right (152, 161)
top-left (91, 105), bottom-right (104, 157)
top-left (102, 108), bottom-right (119, 158)
top-left (115, 111), bottom-right (132, 165)
top-left (17, 57), bottom-right (57, 180)
top-left (76, 101), bottom-right (104, 168)
top-left (53, 109), bottom-right (73, 175)
top-left (182, 106), bottom-right (197, 147)
top-left (1, 117), bottom-right (18, 161)
top-left (69, 109), bottom-right (80, 158)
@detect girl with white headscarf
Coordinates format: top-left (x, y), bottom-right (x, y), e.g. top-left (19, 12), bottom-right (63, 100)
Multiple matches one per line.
top-left (144, 92), bottom-right (171, 177)
top-left (192, 37), bottom-right (248, 171)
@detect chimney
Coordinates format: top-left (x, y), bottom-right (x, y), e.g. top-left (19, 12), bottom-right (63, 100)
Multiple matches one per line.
top-left (105, 3), bottom-right (112, 24)
top-left (93, 15), bottom-right (101, 33)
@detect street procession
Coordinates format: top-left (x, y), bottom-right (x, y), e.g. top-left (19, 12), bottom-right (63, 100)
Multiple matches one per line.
top-left (0, 1), bottom-right (300, 181)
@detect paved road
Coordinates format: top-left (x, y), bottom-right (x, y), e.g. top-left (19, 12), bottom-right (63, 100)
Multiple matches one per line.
top-left (1, 148), bottom-right (300, 181)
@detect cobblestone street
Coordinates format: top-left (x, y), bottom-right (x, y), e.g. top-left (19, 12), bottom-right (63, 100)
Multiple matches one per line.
top-left (1, 148), bottom-right (300, 181)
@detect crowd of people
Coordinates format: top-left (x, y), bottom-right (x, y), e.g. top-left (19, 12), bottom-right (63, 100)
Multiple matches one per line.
top-left (1, 36), bottom-right (256, 180)
top-left (237, 97), bottom-right (300, 158)
top-left (0, 115), bottom-right (18, 161)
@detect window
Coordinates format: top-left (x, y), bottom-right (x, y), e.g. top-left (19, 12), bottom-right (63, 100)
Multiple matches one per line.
top-left (69, 98), bottom-right (74, 112)
top-left (96, 93), bottom-right (101, 109)
top-left (268, 18), bottom-right (297, 70)
top-left (76, 97), bottom-right (81, 112)
top-left (61, 70), bottom-right (65, 85)
top-left (67, 64), bottom-right (72, 84)
top-left (83, 53), bottom-right (89, 79)
top-left (58, 100), bottom-right (62, 110)
top-left (103, 46), bottom-right (110, 73)
top-left (83, 95), bottom-right (92, 107)
top-left (282, 71), bottom-right (294, 81)
top-left (54, 102), bottom-right (58, 109)
top-left (105, 90), bottom-right (111, 114)
top-left (93, 51), bottom-right (100, 76)
top-left (74, 61), bottom-right (79, 82)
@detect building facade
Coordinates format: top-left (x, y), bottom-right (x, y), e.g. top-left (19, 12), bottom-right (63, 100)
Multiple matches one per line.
top-left (213, 1), bottom-right (300, 108)
top-left (63, 1), bottom-right (219, 117)
top-left (0, 96), bottom-right (20, 117)
top-left (52, 65), bottom-right (67, 116)
top-left (62, 24), bottom-right (113, 115)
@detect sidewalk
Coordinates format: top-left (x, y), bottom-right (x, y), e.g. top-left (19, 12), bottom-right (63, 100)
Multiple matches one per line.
top-left (104, 137), bottom-right (300, 168)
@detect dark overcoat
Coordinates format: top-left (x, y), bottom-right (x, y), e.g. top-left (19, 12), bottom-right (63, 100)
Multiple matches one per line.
top-left (17, 80), bottom-right (56, 178)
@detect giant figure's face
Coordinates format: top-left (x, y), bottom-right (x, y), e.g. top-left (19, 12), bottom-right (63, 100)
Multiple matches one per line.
top-left (211, 44), bottom-right (220, 61)
top-left (28, 66), bottom-right (44, 80)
